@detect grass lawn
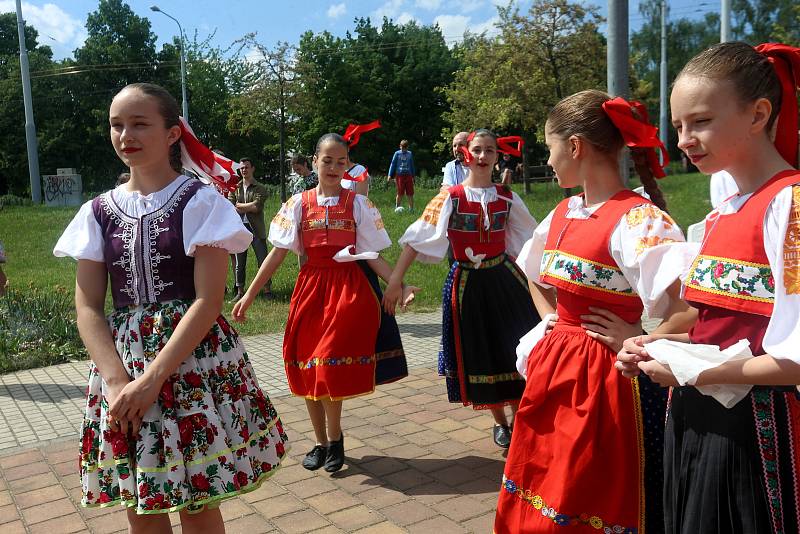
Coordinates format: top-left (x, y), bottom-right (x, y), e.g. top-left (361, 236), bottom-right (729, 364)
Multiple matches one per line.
top-left (0, 173), bottom-right (712, 344)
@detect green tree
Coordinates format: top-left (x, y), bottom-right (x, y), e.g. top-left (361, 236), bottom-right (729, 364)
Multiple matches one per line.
top-left (732, 0), bottom-right (800, 45)
top-left (443, 0), bottom-right (606, 186)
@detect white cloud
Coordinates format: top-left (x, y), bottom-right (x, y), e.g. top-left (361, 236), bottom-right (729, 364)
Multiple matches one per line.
top-left (327, 2), bottom-right (346, 18)
top-left (472, 15), bottom-right (499, 34)
top-left (396, 12), bottom-right (416, 24)
top-left (414, 0), bottom-right (441, 9)
top-left (0, 1), bottom-right (86, 57)
top-left (434, 13), bottom-right (499, 43)
top-left (372, 0), bottom-right (405, 20)
top-left (461, 0), bottom-right (486, 12)
top-left (433, 14), bottom-right (470, 40)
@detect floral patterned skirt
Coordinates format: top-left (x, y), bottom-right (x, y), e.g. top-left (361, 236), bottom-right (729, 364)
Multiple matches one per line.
top-left (79, 299), bottom-right (290, 515)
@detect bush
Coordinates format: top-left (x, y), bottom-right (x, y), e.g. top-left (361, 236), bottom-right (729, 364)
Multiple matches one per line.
top-left (0, 284), bottom-right (87, 373)
top-left (0, 194), bottom-right (33, 208)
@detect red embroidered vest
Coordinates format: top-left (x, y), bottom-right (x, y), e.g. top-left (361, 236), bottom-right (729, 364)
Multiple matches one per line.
top-left (446, 184), bottom-right (511, 261)
top-left (540, 190), bottom-right (653, 317)
top-left (683, 170), bottom-right (800, 317)
top-left (300, 189), bottom-right (357, 249)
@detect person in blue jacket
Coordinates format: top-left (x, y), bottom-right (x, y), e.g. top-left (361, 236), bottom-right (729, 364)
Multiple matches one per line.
top-left (388, 139), bottom-right (416, 212)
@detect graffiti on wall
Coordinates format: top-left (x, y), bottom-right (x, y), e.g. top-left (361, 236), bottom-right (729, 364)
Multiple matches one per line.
top-left (42, 174), bottom-right (82, 207)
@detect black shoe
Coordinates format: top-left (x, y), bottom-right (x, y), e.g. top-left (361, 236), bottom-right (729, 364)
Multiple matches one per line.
top-left (302, 444), bottom-right (328, 470)
top-left (493, 424), bottom-right (511, 449)
top-left (324, 434), bottom-right (345, 472)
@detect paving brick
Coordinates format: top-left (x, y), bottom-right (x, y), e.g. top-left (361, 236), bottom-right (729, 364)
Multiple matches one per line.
top-left (359, 456), bottom-right (408, 477)
top-left (382, 468), bottom-right (434, 491)
top-left (305, 488), bottom-right (361, 515)
top-left (446, 426), bottom-right (488, 444)
top-left (0, 449), bottom-right (44, 469)
top-left (15, 483), bottom-right (69, 509)
top-left (327, 504), bottom-right (384, 531)
top-left (27, 512), bottom-right (87, 533)
top-left (239, 480), bottom-right (287, 503)
top-left (405, 429), bottom-right (448, 446)
top-left (219, 498), bottom-right (254, 521)
top-left (284, 475), bottom-right (339, 499)
top-left (430, 464), bottom-right (479, 487)
top-left (406, 515), bottom-right (467, 533)
top-left (0, 520), bottom-right (26, 534)
top-left (463, 510), bottom-right (496, 533)
top-left (85, 508), bottom-right (129, 534)
top-left (215, 513), bottom-right (273, 534)
top-left (356, 486), bottom-right (411, 509)
top-left (22, 497), bottom-right (76, 524)
top-left (352, 521), bottom-right (408, 534)
top-left (249, 493), bottom-right (305, 519)
top-left (2, 461), bottom-right (51, 481)
top-left (431, 494), bottom-right (493, 522)
top-left (270, 509), bottom-right (330, 533)
top-left (0, 490), bottom-right (11, 507)
top-left (379, 499), bottom-right (437, 526)
top-left (0, 503), bottom-right (20, 524)
top-left (381, 442), bottom-right (429, 460)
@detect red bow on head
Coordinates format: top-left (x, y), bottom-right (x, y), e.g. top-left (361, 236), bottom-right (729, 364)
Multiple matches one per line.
top-left (178, 118), bottom-right (240, 193)
top-left (755, 43), bottom-right (800, 167)
top-left (601, 97), bottom-right (669, 178)
top-left (458, 132), bottom-right (525, 165)
top-left (343, 166), bottom-right (369, 182)
top-left (497, 136), bottom-right (524, 157)
top-left (343, 120), bottom-right (381, 148)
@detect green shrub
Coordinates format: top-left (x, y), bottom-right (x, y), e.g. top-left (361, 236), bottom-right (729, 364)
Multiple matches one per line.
top-left (0, 194), bottom-right (33, 208)
top-left (0, 284), bottom-right (86, 373)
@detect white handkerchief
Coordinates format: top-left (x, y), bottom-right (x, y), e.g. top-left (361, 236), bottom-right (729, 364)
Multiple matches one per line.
top-left (644, 338), bottom-right (753, 408)
top-left (515, 313), bottom-right (556, 379)
top-left (332, 246), bottom-right (379, 263)
top-left (464, 247), bottom-right (486, 268)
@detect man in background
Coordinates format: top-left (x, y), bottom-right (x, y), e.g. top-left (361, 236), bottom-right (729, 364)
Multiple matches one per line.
top-left (442, 131), bottom-right (470, 187)
top-left (229, 157), bottom-right (272, 301)
top-left (388, 139), bottom-right (416, 212)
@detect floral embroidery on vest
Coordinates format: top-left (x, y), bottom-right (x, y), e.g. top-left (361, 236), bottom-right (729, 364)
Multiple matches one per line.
top-left (541, 250), bottom-right (634, 296)
top-left (784, 186), bottom-right (800, 294)
top-left (501, 475), bottom-right (638, 533)
top-left (685, 255), bottom-right (774, 303)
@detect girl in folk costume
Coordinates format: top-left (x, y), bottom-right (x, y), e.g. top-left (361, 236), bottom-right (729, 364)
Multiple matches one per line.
top-left (53, 83), bottom-right (289, 533)
top-left (494, 90), bottom-right (691, 534)
top-left (339, 120), bottom-right (410, 384)
top-left (232, 133), bottom-right (417, 473)
top-left (384, 129), bottom-right (540, 448)
top-left (618, 42), bottom-right (800, 533)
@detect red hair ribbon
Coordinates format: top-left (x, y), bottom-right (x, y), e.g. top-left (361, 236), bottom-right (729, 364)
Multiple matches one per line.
top-left (343, 166), bottom-right (369, 182)
top-left (497, 136), bottom-right (524, 157)
top-left (602, 97), bottom-right (669, 178)
top-left (755, 43), bottom-right (800, 167)
top-left (178, 118), bottom-right (240, 193)
top-left (343, 120), bottom-right (381, 148)
top-left (457, 132), bottom-right (524, 164)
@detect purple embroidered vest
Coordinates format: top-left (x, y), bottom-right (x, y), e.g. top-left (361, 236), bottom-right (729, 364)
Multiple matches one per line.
top-left (92, 178), bottom-right (204, 308)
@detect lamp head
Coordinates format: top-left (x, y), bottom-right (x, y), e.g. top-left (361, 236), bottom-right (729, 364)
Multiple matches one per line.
top-left (150, 5), bottom-right (161, 12)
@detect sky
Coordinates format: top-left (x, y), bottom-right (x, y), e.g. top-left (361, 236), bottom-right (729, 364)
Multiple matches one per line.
top-left (3, 0), bottom-right (721, 61)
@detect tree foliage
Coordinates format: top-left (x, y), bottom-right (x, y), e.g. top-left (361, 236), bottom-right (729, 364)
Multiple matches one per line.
top-left (443, 0), bottom-right (606, 163)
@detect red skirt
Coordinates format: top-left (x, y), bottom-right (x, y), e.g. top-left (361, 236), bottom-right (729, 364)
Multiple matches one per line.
top-left (283, 254), bottom-right (380, 400)
top-left (494, 324), bottom-right (644, 534)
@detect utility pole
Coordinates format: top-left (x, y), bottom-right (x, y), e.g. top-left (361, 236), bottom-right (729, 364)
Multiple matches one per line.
top-left (607, 0), bottom-right (630, 182)
top-left (150, 6), bottom-right (189, 120)
top-left (720, 0), bottom-right (731, 42)
top-left (15, 0), bottom-right (41, 204)
top-left (659, 0), bottom-right (668, 163)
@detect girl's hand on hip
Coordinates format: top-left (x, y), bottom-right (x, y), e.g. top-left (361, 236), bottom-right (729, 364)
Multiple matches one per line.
top-left (581, 306), bottom-right (642, 353)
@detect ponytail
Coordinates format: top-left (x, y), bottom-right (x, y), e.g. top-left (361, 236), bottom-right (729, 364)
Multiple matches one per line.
top-left (631, 148), bottom-right (668, 212)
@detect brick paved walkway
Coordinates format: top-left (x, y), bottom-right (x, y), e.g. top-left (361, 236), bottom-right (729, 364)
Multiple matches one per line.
top-left (0, 311), bottom-right (509, 533)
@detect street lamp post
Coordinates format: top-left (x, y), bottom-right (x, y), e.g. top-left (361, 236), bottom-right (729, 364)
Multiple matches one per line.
top-left (15, 0), bottom-right (42, 203)
top-left (150, 5), bottom-right (188, 120)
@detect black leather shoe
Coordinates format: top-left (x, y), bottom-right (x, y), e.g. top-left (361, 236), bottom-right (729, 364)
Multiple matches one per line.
top-left (324, 434), bottom-right (345, 472)
top-left (302, 444), bottom-right (328, 470)
top-left (493, 424), bottom-right (511, 449)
